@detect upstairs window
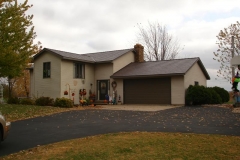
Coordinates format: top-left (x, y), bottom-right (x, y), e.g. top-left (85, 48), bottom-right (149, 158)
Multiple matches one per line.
top-left (194, 81), bottom-right (199, 86)
top-left (74, 63), bottom-right (85, 78)
top-left (43, 62), bottom-right (51, 78)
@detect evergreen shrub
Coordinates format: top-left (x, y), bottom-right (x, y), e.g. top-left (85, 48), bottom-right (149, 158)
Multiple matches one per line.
top-left (19, 98), bottom-right (35, 105)
top-left (54, 97), bottom-right (73, 108)
top-left (35, 96), bottom-right (54, 106)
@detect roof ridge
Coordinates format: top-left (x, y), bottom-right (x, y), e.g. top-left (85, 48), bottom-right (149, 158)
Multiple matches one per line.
top-left (84, 48), bottom-right (133, 55)
top-left (144, 57), bottom-right (199, 62)
top-left (46, 48), bottom-right (80, 55)
top-left (36, 47), bottom-right (134, 63)
top-left (160, 57), bottom-right (199, 61)
top-left (45, 47), bottom-right (133, 56)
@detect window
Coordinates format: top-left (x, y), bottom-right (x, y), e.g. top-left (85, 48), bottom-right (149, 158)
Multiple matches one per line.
top-left (43, 62), bottom-right (51, 78)
top-left (74, 63), bottom-right (85, 78)
top-left (194, 81), bottom-right (199, 86)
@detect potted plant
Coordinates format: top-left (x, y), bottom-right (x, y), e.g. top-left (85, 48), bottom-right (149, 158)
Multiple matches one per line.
top-left (64, 91), bottom-right (68, 95)
top-left (80, 99), bottom-right (87, 106)
top-left (83, 89), bottom-right (87, 95)
top-left (89, 93), bottom-right (96, 102)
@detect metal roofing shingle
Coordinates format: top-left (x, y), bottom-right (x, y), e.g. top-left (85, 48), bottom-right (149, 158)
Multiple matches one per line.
top-left (111, 57), bottom-right (210, 79)
top-left (34, 48), bottom-right (134, 63)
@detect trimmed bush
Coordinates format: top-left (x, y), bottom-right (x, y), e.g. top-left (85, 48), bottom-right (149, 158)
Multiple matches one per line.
top-left (211, 86), bottom-right (229, 103)
top-left (35, 97), bottom-right (54, 106)
top-left (186, 85), bottom-right (225, 105)
top-left (54, 97), bottom-right (73, 108)
top-left (206, 88), bottom-right (222, 104)
top-left (7, 97), bottom-right (19, 104)
top-left (186, 85), bottom-right (211, 105)
top-left (19, 98), bottom-right (35, 105)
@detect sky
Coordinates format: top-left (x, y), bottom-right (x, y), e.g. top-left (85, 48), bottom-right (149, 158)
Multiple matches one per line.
top-left (20, 0), bottom-right (240, 91)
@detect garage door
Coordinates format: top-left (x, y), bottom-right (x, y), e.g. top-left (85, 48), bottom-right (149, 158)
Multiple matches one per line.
top-left (124, 78), bottom-right (171, 104)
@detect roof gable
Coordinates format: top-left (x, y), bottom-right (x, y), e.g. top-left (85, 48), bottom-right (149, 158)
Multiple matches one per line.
top-left (111, 57), bottom-right (210, 80)
top-left (34, 48), bottom-right (134, 63)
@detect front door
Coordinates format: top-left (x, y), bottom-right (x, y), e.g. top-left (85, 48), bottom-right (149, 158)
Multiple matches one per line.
top-left (98, 80), bottom-right (109, 100)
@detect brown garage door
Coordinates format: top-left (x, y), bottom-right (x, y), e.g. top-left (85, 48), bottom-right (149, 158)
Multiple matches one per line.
top-left (124, 78), bottom-right (171, 104)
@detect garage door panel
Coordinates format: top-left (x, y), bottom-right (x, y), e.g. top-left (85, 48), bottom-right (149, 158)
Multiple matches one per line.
top-left (124, 78), bottom-right (171, 104)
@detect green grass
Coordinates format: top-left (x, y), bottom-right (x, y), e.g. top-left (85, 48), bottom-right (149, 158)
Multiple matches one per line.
top-left (0, 104), bottom-right (85, 121)
top-left (1, 104), bottom-right (240, 160)
top-left (2, 132), bottom-right (240, 160)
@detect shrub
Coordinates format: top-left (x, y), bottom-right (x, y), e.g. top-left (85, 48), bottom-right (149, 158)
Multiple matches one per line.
top-left (186, 85), bottom-right (211, 105)
top-left (7, 97), bottom-right (19, 104)
top-left (186, 85), bottom-right (225, 105)
top-left (54, 97), bottom-right (73, 108)
top-left (35, 97), bottom-right (54, 106)
top-left (206, 88), bottom-right (222, 104)
top-left (211, 86), bottom-right (229, 103)
top-left (19, 98), bottom-right (35, 105)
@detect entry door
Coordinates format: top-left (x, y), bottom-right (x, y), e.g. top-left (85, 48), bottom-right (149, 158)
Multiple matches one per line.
top-left (98, 80), bottom-right (109, 100)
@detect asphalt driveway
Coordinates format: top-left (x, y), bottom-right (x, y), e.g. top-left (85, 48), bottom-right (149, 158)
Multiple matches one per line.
top-left (0, 106), bottom-right (240, 157)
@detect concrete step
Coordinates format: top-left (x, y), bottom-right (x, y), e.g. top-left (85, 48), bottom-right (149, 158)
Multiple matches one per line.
top-left (93, 100), bottom-right (109, 106)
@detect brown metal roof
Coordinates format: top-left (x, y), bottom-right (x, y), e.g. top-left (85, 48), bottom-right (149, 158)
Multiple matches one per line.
top-left (34, 48), bottom-right (134, 63)
top-left (111, 57), bottom-right (210, 80)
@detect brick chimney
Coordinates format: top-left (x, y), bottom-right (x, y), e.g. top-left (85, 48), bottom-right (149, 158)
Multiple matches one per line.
top-left (134, 44), bottom-right (144, 62)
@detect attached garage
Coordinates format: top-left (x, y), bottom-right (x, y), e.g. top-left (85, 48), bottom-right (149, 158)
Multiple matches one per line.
top-left (124, 78), bottom-right (171, 104)
top-left (111, 58), bottom-right (210, 105)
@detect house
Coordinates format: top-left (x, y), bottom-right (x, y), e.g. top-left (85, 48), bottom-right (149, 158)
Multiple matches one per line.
top-left (29, 44), bottom-right (210, 105)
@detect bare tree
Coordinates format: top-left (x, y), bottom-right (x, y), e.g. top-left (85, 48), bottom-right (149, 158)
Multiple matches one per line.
top-left (213, 21), bottom-right (240, 82)
top-left (137, 22), bottom-right (182, 61)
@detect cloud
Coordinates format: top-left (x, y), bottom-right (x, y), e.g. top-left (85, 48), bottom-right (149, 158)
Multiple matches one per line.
top-left (17, 0), bottom-right (240, 91)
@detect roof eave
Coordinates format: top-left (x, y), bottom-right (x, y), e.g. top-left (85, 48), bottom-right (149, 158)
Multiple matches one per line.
top-left (95, 60), bottom-right (113, 63)
top-left (33, 48), bottom-right (63, 60)
top-left (183, 58), bottom-right (210, 80)
top-left (25, 67), bottom-right (33, 70)
top-left (197, 59), bottom-right (210, 80)
top-left (111, 73), bottom-right (184, 79)
top-left (62, 57), bottom-right (95, 63)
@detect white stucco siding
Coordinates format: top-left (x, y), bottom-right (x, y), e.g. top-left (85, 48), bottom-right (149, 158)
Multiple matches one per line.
top-left (33, 52), bottom-right (61, 99)
top-left (171, 76), bottom-right (185, 105)
top-left (60, 60), bottom-right (95, 104)
top-left (113, 51), bottom-right (134, 73)
top-left (184, 63), bottom-right (207, 89)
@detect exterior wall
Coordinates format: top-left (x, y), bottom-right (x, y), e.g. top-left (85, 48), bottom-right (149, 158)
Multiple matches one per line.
top-left (32, 52), bottom-right (61, 99)
top-left (110, 79), bottom-right (123, 103)
top-left (171, 76), bottom-right (185, 105)
top-left (111, 51), bottom-right (134, 103)
top-left (33, 52), bottom-right (95, 104)
top-left (94, 63), bottom-right (113, 100)
top-left (113, 51), bottom-right (134, 73)
top-left (95, 63), bottom-right (113, 80)
top-left (60, 60), bottom-right (95, 104)
top-left (29, 69), bottom-right (34, 98)
top-left (184, 63), bottom-right (207, 89)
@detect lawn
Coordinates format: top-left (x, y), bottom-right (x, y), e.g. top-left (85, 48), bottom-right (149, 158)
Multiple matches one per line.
top-left (1, 104), bottom-right (240, 160)
top-left (2, 132), bottom-right (240, 160)
top-left (0, 104), bottom-right (92, 121)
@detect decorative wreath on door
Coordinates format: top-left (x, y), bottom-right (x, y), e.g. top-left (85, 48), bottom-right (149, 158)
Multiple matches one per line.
top-left (111, 81), bottom-right (117, 89)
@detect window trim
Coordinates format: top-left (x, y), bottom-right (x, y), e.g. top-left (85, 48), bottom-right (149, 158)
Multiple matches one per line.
top-left (74, 62), bottom-right (85, 79)
top-left (43, 62), bottom-right (51, 78)
top-left (194, 81), bottom-right (199, 86)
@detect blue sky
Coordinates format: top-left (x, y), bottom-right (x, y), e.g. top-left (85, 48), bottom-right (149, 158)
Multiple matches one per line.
top-left (17, 0), bottom-right (240, 91)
